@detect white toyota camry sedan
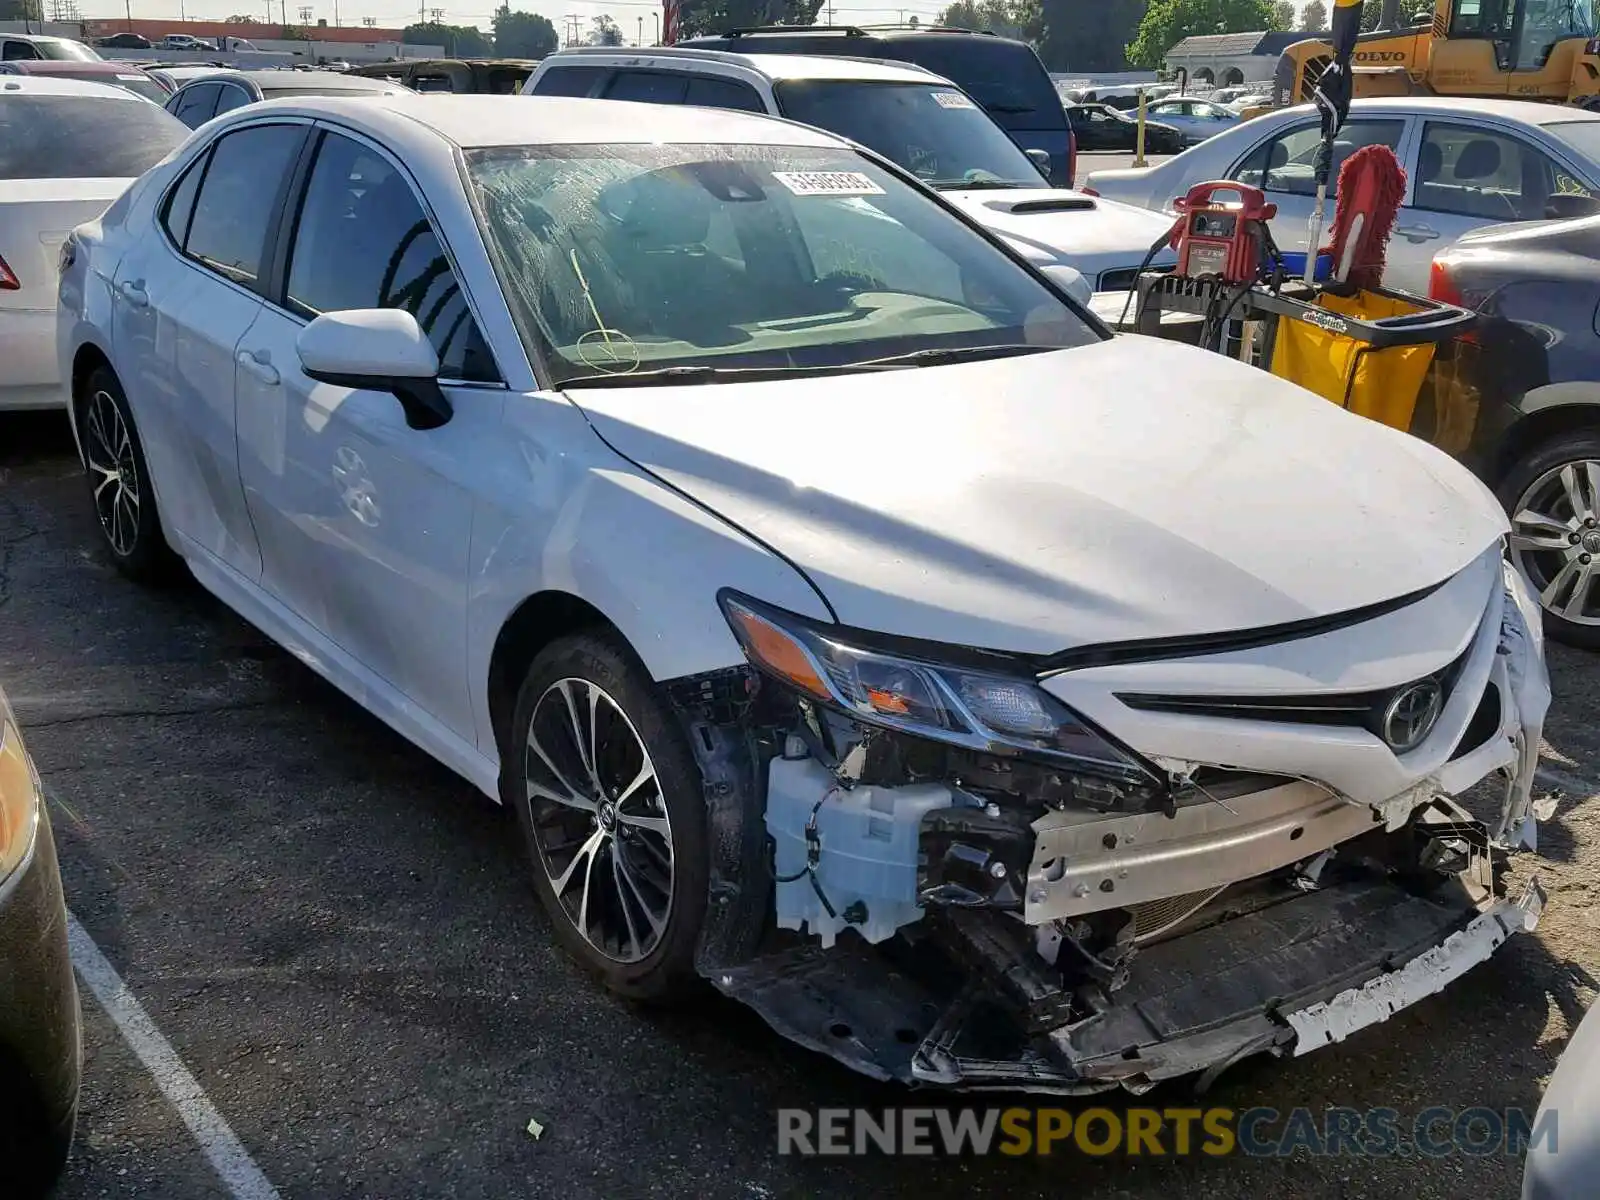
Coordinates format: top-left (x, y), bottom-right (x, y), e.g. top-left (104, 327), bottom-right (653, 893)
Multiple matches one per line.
top-left (57, 93), bottom-right (1553, 1095)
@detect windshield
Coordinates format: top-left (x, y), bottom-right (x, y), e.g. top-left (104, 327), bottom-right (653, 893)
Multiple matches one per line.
top-left (32, 37), bottom-right (102, 61)
top-left (0, 94), bottom-right (187, 179)
top-left (1542, 117), bottom-right (1600, 165)
top-left (468, 142), bottom-right (1098, 387)
top-left (772, 81), bottom-right (1041, 190)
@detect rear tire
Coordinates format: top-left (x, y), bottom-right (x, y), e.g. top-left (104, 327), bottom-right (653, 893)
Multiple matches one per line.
top-left (1498, 427), bottom-right (1600, 650)
top-left (76, 366), bottom-right (177, 584)
top-left (504, 632), bottom-right (709, 1002)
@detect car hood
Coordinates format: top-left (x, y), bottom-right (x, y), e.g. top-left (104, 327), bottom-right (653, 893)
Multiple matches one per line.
top-left (565, 337), bottom-right (1506, 656)
top-left (940, 187), bottom-right (1177, 276)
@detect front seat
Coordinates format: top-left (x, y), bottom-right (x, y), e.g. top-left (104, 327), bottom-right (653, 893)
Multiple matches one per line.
top-left (1451, 138), bottom-right (1519, 219)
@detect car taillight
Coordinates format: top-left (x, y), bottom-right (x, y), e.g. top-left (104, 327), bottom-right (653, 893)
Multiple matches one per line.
top-left (1429, 259), bottom-right (1462, 304)
top-left (1067, 128), bottom-right (1078, 189)
top-left (1080, 185), bottom-right (1100, 197)
top-left (0, 253), bottom-right (17, 291)
top-left (1429, 259), bottom-right (1479, 343)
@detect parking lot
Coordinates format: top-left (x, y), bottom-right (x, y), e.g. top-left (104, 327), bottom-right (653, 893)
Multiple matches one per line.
top-left (1, 399), bottom-right (1596, 1200)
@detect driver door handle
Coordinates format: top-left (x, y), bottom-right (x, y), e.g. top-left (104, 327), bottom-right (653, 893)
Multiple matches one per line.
top-left (1395, 223), bottom-right (1441, 243)
top-left (237, 348), bottom-right (280, 386)
top-left (118, 280), bottom-right (148, 307)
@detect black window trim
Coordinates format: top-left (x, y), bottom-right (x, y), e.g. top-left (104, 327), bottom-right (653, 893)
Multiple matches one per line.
top-left (155, 120), bottom-right (311, 305)
top-left (262, 119), bottom-right (504, 388)
top-left (211, 80), bottom-right (257, 114)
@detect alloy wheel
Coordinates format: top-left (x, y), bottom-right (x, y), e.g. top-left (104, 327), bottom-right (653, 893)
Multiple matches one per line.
top-left (1509, 459), bottom-right (1600, 626)
top-left (83, 389), bottom-right (141, 558)
top-left (523, 677), bottom-right (674, 964)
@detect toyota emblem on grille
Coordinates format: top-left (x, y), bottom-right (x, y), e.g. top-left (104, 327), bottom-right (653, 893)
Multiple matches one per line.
top-left (1381, 680), bottom-right (1444, 753)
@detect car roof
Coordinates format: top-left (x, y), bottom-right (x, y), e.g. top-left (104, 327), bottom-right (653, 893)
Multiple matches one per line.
top-left (1, 60), bottom-right (146, 75)
top-left (1284, 96), bottom-right (1600, 125)
top-left (235, 92), bottom-right (847, 150)
top-left (0, 74), bottom-right (146, 100)
top-left (543, 47), bottom-right (942, 84)
top-left (244, 69), bottom-right (399, 90)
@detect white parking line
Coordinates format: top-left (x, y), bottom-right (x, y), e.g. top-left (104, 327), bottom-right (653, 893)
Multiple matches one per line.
top-left (67, 913), bottom-right (282, 1200)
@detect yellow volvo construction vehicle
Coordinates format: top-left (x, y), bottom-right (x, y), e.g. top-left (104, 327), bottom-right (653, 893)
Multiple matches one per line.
top-left (1267, 0), bottom-right (1600, 111)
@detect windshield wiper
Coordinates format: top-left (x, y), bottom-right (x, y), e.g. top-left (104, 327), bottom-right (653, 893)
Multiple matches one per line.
top-left (931, 178), bottom-right (1035, 191)
top-left (558, 362), bottom-right (912, 388)
top-left (848, 344), bottom-right (1055, 370)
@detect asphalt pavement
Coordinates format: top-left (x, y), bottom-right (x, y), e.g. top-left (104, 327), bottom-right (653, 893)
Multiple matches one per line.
top-left (3, 406), bottom-right (1598, 1200)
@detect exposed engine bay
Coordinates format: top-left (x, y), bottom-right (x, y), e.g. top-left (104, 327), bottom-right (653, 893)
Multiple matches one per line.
top-left (667, 564), bottom-right (1553, 1095)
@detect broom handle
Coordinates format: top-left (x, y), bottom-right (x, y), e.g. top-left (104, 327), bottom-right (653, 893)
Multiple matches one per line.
top-left (1304, 183), bottom-right (1328, 285)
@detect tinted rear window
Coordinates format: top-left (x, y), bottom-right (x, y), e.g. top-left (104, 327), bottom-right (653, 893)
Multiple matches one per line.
top-left (883, 37), bottom-right (1064, 130)
top-left (0, 94), bottom-right (188, 179)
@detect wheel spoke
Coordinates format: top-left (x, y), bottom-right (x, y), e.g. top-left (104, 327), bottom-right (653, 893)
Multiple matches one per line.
top-left (616, 846), bottom-right (667, 936)
top-left (1511, 507), bottom-right (1572, 551)
top-left (575, 835), bottom-right (600, 940)
top-left (613, 760), bottom-right (655, 808)
top-left (611, 850), bottom-right (644, 959)
top-left (551, 827), bottom-right (603, 898)
top-left (617, 810), bottom-right (670, 836)
top-left (558, 681), bottom-right (606, 799)
top-left (526, 728), bottom-right (591, 810)
top-left (526, 777), bottom-right (595, 813)
top-left (1541, 557), bottom-right (1581, 608)
top-left (1562, 563), bottom-right (1597, 618)
top-left (1560, 463), bottom-right (1596, 522)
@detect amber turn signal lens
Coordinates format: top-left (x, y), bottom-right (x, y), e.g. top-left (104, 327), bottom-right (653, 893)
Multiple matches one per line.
top-left (725, 603), bottom-right (832, 702)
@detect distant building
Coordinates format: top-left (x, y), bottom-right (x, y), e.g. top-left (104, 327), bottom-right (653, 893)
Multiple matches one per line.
top-left (82, 18), bottom-right (407, 46)
top-left (1162, 30), bottom-right (1309, 87)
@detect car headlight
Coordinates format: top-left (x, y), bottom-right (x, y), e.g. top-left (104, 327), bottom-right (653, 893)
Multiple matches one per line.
top-left (719, 593), bottom-right (1152, 782)
top-left (0, 708), bottom-right (42, 884)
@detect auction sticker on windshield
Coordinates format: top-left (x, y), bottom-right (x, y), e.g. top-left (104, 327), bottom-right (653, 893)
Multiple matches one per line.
top-left (931, 90), bottom-right (975, 109)
top-left (771, 171), bottom-right (886, 196)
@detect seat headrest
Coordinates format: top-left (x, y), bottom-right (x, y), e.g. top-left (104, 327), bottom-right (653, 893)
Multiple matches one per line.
top-left (1419, 140), bottom-right (1444, 182)
top-left (1454, 138), bottom-right (1503, 181)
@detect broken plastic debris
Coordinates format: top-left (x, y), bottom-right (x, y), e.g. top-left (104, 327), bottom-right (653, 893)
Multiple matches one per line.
top-left (526, 1117), bottom-right (544, 1141)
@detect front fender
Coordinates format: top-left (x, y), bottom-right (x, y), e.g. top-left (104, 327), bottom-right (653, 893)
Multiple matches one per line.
top-left (466, 393), bottom-right (829, 759)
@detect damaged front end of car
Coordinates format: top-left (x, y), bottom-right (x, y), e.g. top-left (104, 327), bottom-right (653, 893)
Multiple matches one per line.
top-left (665, 552), bottom-right (1553, 1096)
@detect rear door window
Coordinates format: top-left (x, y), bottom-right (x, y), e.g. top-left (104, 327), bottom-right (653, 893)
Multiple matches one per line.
top-left (886, 38), bottom-right (1064, 131)
top-left (530, 64), bottom-right (609, 97)
top-left (172, 82), bottom-right (221, 127)
top-left (684, 74), bottom-right (766, 112)
top-left (0, 94), bottom-right (188, 180)
top-left (1414, 121), bottom-right (1593, 220)
top-left (2, 40), bottom-right (39, 60)
top-left (182, 123), bottom-right (305, 286)
top-left (604, 70), bottom-right (689, 104)
top-left (212, 82), bottom-right (252, 116)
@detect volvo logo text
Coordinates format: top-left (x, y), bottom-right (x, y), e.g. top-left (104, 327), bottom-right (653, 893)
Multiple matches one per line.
top-left (1382, 680), bottom-right (1444, 753)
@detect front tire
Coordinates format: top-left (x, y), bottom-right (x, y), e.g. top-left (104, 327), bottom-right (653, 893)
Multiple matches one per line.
top-left (504, 633), bottom-right (709, 1002)
top-left (1499, 427), bottom-right (1600, 649)
top-left (76, 366), bottom-right (176, 584)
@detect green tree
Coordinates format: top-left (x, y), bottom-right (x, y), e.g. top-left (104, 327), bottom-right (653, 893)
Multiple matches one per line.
top-left (677, 0), bottom-right (824, 39)
top-left (937, 0), bottom-right (1042, 44)
top-left (1300, 0), bottom-right (1328, 29)
top-left (1038, 0), bottom-right (1146, 72)
top-left (492, 8), bottom-right (559, 57)
top-left (1361, 1), bottom-right (1381, 30)
top-left (588, 13), bottom-right (624, 43)
top-left (402, 21), bottom-right (493, 55)
top-left (0, 0), bottom-right (43, 18)
top-left (1271, 0), bottom-right (1295, 28)
top-left (1126, 0), bottom-right (1276, 68)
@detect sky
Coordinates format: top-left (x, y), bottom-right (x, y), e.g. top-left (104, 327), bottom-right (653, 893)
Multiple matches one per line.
top-left (73, 0), bottom-right (1318, 48)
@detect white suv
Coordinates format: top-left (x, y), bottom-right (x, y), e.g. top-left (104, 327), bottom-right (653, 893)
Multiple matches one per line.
top-left (523, 48), bottom-right (1177, 293)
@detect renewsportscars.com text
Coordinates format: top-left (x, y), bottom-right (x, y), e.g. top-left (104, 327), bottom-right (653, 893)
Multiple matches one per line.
top-left (776, 1106), bottom-right (1555, 1158)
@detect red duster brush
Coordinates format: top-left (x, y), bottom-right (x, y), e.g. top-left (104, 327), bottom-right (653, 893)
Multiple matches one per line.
top-left (1322, 143), bottom-right (1408, 290)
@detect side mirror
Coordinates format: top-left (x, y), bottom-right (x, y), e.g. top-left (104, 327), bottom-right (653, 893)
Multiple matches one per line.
top-left (296, 308), bottom-right (452, 430)
top-left (1039, 263), bottom-right (1092, 305)
top-left (1026, 147), bottom-right (1052, 179)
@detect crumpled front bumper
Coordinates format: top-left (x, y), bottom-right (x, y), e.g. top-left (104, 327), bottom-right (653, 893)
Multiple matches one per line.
top-left (717, 559), bottom-right (1554, 1096)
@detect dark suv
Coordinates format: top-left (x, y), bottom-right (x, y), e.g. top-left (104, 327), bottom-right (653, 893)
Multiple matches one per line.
top-left (679, 25), bottom-right (1075, 187)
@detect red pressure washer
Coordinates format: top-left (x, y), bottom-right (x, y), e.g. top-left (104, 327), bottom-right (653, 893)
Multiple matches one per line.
top-left (1168, 181), bottom-right (1278, 283)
